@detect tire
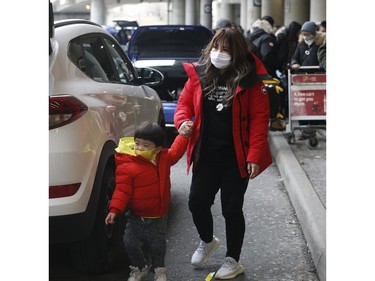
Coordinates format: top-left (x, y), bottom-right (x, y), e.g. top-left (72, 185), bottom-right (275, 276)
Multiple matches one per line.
top-left (307, 137), bottom-right (319, 150)
top-left (70, 162), bottom-right (126, 273)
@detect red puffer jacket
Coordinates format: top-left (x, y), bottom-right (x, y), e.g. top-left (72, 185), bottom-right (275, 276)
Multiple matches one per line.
top-left (174, 52), bottom-right (272, 178)
top-left (109, 135), bottom-right (188, 218)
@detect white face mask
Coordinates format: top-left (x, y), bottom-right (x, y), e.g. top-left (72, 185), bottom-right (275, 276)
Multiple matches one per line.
top-left (303, 35), bottom-right (315, 45)
top-left (210, 50), bottom-right (231, 69)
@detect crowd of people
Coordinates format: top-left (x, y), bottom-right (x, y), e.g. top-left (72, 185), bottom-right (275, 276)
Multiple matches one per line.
top-left (215, 16), bottom-right (326, 133)
top-left (104, 16), bottom-right (326, 281)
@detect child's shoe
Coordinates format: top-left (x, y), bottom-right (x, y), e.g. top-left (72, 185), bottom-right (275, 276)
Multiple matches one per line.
top-left (128, 265), bottom-right (149, 281)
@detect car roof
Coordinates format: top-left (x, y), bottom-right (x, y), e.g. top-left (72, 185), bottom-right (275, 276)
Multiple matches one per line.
top-left (54, 19), bottom-right (103, 29)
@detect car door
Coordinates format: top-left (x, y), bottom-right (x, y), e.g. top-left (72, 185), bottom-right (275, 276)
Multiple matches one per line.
top-left (101, 36), bottom-right (161, 130)
top-left (69, 34), bottom-right (159, 138)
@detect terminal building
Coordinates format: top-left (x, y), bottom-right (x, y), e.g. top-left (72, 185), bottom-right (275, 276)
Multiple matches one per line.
top-left (52, 0), bottom-right (326, 31)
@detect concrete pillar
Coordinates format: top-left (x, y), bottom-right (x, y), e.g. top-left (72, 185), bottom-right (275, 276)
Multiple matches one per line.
top-left (200, 0), bottom-right (213, 29)
top-left (240, 0), bottom-right (247, 33)
top-left (247, 0), bottom-right (261, 32)
top-left (284, 0), bottom-right (310, 26)
top-left (310, 0), bottom-right (326, 23)
top-left (220, 0), bottom-right (235, 22)
top-left (261, 0), bottom-right (284, 27)
top-left (185, 0), bottom-right (196, 25)
top-left (90, 0), bottom-right (106, 25)
top-left (171, 0), bottom-right (185, 24)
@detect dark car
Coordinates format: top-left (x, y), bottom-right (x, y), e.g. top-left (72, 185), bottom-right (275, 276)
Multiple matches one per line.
top-left (127, 25), bottom-right (214, 129)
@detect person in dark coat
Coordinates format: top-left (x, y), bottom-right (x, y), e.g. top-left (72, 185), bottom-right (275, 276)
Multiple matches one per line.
top-left (291, 21), bottom-right (325, 70)
top-left (276, 21), bottom-right (302, 75)
top-left (290, 21), bottom-right (326, 140)
top-left (275, 21), bottom-right (302, 116)
top-left (248, 18), bottom-right (285, 131)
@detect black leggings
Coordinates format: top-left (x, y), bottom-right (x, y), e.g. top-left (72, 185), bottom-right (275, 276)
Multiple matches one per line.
top-left (188, 159), bottom-right (249, 261)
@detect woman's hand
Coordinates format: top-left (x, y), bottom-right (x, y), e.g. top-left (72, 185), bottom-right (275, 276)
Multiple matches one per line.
top-left (247, 162), bottom-right (260, 179)
top-left (178, 120), bottom-right (194, 138)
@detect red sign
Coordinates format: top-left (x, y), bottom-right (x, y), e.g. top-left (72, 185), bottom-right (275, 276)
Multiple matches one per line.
top-left (291, 89), bottom-right (326, 116)
top-left (292, 74), bottom-right (326, 84)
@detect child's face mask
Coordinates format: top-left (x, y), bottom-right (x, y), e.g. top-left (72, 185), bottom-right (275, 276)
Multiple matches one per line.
top-left (134, 146), bottom-right (161, 161)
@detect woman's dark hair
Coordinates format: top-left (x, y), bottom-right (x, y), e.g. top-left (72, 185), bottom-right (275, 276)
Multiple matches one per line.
top-left (134, 121), bottom-right (166, 147)
top-left (288, 21), bottom-right (302, 42)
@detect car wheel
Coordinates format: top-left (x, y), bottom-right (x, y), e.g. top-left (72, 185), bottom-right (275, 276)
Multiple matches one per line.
top-left (70, 161), bottom-right (126, 273)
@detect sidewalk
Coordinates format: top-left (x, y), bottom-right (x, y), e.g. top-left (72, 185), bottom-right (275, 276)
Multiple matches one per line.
top-left (269, 130), bottom-right (326, 281)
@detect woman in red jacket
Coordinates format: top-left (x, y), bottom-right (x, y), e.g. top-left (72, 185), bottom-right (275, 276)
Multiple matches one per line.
top-left (105, 121), bottom-right (193, 281)
top-left (175, 27), bottom-right (272, 279)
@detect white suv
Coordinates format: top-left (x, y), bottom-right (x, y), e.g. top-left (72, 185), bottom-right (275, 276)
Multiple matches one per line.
top-left (49, 15), bottom-right (165, 273)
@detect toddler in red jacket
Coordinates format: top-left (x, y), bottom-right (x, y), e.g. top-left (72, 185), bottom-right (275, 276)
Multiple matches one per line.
top-left (105, 121), bottom-right (193, 281)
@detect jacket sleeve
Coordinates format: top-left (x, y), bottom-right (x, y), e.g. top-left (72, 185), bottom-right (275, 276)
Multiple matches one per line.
top-left (247, 82), bottom-right (272, 172)
top-left (167, 135), bottom-right (189, 165)
top-left (174, 63), bottom-right (196, 129)
top-left (260, 36), bottom-right (280, 75)
top-left (109, 156), bottom-right (133, 215)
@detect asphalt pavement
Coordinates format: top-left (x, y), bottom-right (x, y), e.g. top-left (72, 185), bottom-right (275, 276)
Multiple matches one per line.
top-left (160, 129), bottom-right (324, 281)
top-left (269, 129), bottom-right (326, 281)
top-left (49, 129), bottom-right (326, 281)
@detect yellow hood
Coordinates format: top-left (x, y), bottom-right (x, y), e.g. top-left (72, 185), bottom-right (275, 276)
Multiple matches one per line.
top-left (115, 137), bottom-right (137, 155)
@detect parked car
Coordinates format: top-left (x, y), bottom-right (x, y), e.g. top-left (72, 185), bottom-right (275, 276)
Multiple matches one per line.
top-left (127, 25), bottom-right (214, 130)
top-left (49, 7), bottom-right (165, 273)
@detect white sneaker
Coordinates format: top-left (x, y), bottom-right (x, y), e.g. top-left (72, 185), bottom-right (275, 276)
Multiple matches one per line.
top-left (214, 257), bottom-right (244, 279)
top-left (154, 267), bottom-right (167, 281)
top-left (127, 265), bottom-right (149, 281)
top-left (191, 236), bottom-right (220, 267)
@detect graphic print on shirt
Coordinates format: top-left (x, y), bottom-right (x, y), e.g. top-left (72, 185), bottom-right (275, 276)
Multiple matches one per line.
top-left (207, 85), bottom-right (228, 111)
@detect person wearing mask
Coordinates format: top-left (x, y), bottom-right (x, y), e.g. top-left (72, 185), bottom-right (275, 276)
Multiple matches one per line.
top-left (291, 21), bottom-right (325, 70)
top-left (175, 27), bottom-right (272, 279)
top-left (290, 21), bottom-right (326, 140)
top-left (105, 121), bottom-right (193, 281)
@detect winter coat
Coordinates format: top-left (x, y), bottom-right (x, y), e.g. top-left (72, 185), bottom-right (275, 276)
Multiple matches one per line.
top-left (174, 52), bottom-right (273, 179)
top-left (291, 32), bottom-right (326, 67)
top-left (109, 135), bottom-right (188, 218)
top-left (248, 20), bottom-right (280, 77)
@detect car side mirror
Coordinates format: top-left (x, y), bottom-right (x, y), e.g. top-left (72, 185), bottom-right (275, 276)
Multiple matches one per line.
top-left (136, 67), bottom-right (164, 86)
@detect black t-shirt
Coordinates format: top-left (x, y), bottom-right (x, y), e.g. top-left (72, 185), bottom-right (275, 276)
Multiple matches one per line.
top-left (200, 80), bottom-right (236, 162)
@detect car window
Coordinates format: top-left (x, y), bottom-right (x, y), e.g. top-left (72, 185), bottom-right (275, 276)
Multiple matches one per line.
top-left (102, 37), bottom-right (136, 84)
top-left (69, 35), bottom-right (137, 85)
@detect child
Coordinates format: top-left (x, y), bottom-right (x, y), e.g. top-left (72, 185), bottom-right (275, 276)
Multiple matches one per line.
top-left (105, 121), bottom-right (193, 281)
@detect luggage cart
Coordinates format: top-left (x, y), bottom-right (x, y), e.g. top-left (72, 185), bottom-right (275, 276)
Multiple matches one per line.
top-left (285, 66), bottom-right (326, 149)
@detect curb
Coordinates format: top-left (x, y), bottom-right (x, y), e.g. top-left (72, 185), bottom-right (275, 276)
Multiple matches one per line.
top-left (269, 131), bottom-right (326, 281)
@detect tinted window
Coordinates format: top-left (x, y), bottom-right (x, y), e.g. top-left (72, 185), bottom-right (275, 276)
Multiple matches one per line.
top-left (103, 37), bottom-right (136, 83)
top-left (69, 35), bottom-right (136, 84)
